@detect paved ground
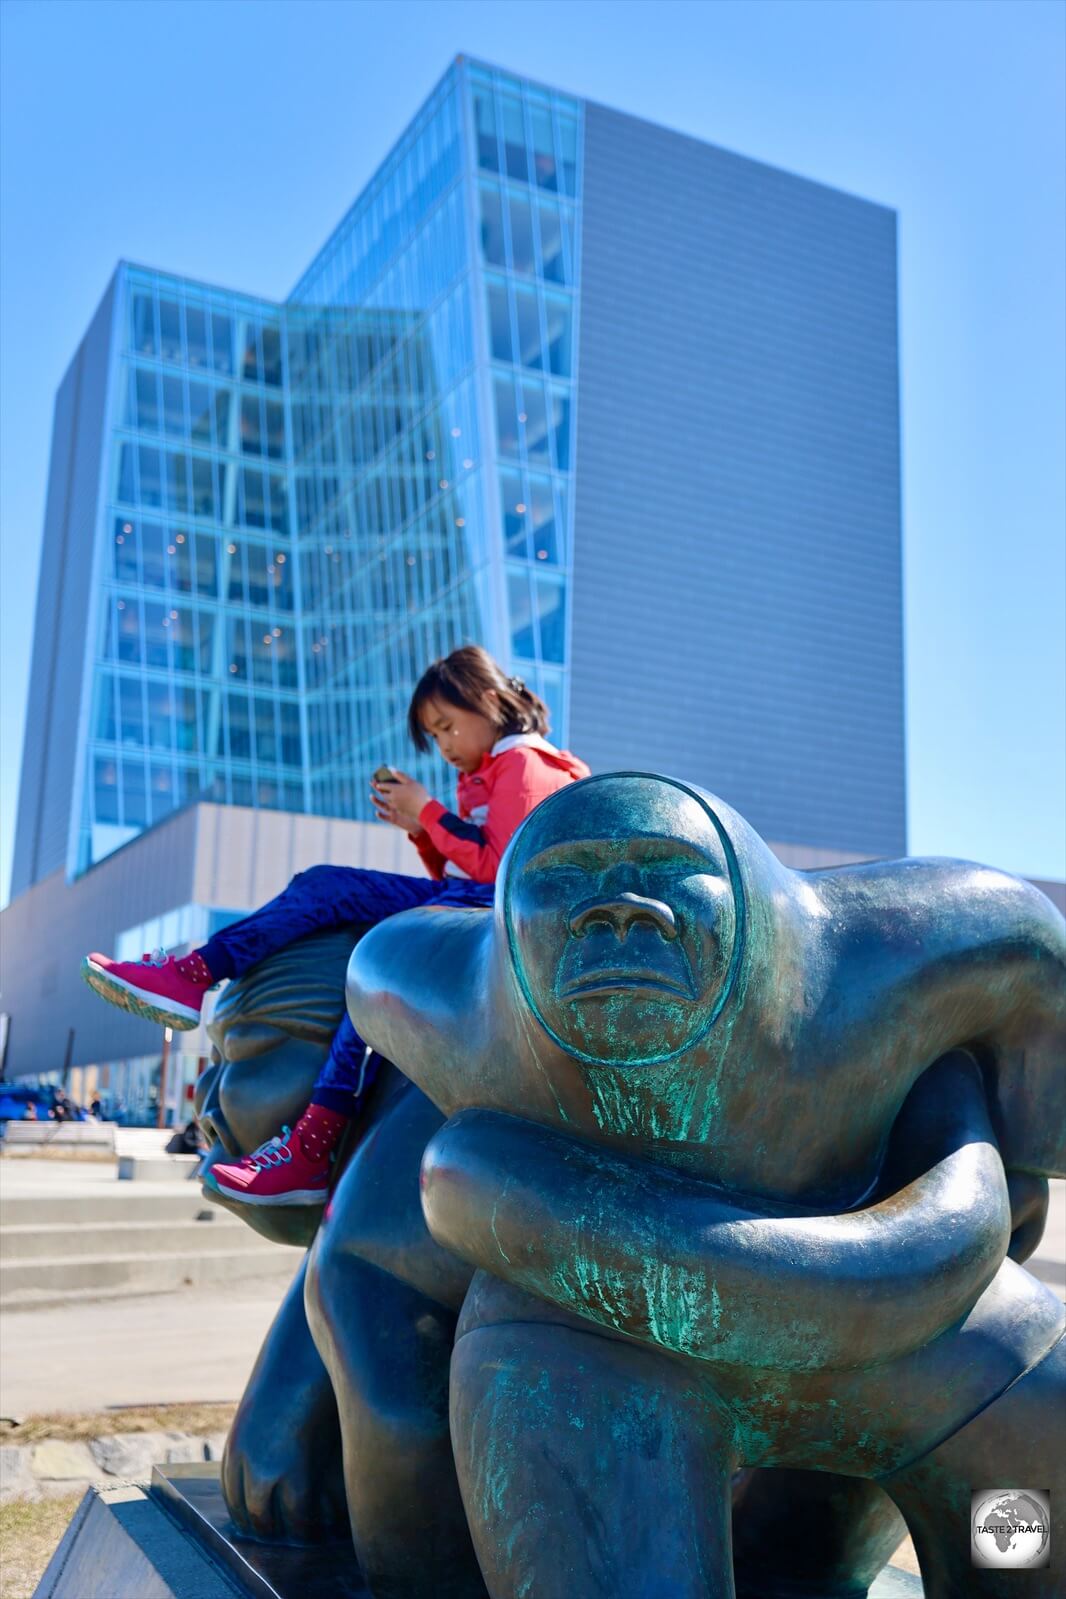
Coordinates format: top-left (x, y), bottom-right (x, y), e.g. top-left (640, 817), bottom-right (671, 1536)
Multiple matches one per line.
top-left (1, 1156), bottom-right (1062, 1419)
top-left (0, 1274), bottom-right (293, 1417)
top-left (0, 1156), bottom-right (296, 1418)
top-left (1037, 1176), bottom-right (1066, 1289)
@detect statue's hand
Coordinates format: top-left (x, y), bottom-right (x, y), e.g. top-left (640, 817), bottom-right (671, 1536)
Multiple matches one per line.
top-left (221, 1260), bottom-right (349, 1544)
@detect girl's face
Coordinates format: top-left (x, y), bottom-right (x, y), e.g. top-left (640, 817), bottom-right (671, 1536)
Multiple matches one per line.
top-left (420, 695), bottom-right (499, 773)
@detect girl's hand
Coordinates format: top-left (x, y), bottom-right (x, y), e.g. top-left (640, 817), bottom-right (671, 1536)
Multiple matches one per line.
top-left (371, 771), bottom-right (432, 833)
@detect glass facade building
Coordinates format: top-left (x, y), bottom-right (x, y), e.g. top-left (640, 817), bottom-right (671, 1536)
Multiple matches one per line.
top-left (13, 59), bottom-right (584, 889)
top-left (12, 54), bottom-right (905, 915)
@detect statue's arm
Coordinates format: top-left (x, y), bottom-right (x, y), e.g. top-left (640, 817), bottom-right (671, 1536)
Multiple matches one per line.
top-left (346, 907), bottom-right (493, 1110)
top-left (838, 864), bottom-right (1065, 1178)
top-left (222, 1256), bottom-right (348, 1542)
top-left (421, 1053), bottom-right (1010, 1372)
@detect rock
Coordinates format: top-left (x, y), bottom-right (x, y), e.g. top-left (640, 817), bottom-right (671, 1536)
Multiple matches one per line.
top-left (31, 1439), bottom-right (106, 1484)
top-left (39, 1477), bottom-right (94, 1499)
top-left (163, 1431), bottom-right (207, 1464)
top-left (90, 1432), bottom-right (172, 1480)
top-left (0, 1444), bottom-right (39, 1503)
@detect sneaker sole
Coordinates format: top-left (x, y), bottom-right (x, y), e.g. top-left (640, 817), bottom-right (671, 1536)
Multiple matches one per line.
top-left (81, 957), bottom-right (201, 1031)
top-left (203, 1170), bottom-right (327, 1208)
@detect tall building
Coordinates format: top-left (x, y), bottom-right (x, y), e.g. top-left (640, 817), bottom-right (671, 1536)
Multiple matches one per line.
top-left (1, 57), bottom-right (905, 1105)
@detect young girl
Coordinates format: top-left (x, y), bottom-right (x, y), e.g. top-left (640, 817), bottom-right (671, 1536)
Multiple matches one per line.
top-left (82, 646), bottom-right (590, 1208)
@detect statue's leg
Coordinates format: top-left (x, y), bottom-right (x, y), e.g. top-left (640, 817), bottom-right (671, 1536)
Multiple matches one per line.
top-left (221, 1255), bottom-right (349, 1543)
top-left (732, 1469), bottom-right (906, 1598)
top-left (450, 1319), bottom-right (736, 1599)
top-left (306, 1244), bottom-right (486, 1598)
top-left (880, 1333), bottom-right (1064, 1598)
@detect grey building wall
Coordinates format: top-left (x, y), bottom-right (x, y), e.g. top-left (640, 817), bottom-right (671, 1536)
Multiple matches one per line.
top-left (10, 273), bottom-right (118, 896)
top-left (569, 104), bottom-right (905, 857)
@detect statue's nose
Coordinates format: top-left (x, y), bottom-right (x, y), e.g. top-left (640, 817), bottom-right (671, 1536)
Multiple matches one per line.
top-left (569, 891), bottom-right (678, 943)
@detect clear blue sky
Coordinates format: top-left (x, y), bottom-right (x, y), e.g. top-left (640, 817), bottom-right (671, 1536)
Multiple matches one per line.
top-left (1, 0), bottom-right (1063, 904)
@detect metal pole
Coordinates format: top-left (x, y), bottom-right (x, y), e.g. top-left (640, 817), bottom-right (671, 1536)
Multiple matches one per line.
top-left (61, 1028), bottom-right (75, 1093)
top-left (157, 1027), bottom-right (172, 1129)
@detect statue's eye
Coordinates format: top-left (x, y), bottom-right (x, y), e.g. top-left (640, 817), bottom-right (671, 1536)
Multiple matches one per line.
top-left (531, 862), bottom-right (590, 891)
top-left (647, 857), bottom-right (718, 880)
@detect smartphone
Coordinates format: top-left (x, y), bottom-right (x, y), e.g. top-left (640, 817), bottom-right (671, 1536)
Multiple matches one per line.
top-left (373, 765), bottom-right (398, 784)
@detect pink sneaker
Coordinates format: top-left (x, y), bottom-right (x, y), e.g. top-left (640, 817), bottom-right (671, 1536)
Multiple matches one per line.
top-left (81, 948), bottom-right (213, 1030)
top-left (204, 1105), bottom-right (348, 1208)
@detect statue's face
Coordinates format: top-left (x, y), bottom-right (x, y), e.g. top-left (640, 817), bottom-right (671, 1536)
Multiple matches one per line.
top-left (504, 775), bottom-right (740, 1065)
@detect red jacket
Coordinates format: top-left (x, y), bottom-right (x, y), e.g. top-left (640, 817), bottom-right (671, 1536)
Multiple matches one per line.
top-left (413, 734), bottom-right (590, 884)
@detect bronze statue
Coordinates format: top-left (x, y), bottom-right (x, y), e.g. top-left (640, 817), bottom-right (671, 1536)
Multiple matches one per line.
top-left (197, 926), bottom-right (487, 1593)
top-left (347, 773), bottom-right (1065, 1598)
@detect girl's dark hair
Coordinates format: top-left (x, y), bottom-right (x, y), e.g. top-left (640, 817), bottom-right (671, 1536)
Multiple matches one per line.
top-left (407, 645), bottom-right (550, 753)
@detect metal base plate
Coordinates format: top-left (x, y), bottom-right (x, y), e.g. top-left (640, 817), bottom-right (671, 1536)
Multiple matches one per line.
top-left (151, 1463), bottom-right (924, 1598)
top-left (151, 1464), bottom-right (367, 1598)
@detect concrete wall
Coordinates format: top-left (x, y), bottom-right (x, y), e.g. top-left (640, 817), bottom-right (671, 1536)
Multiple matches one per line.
top-left (569, 105), bottom-right (905, 858)
top-left (0, 803), bottom-right (419, 1077)
top-left (11, 274), bottom-right (118, 897)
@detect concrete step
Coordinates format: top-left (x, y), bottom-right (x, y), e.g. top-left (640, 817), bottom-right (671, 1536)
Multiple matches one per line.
top-left (0, 1188), bottom-right (217, 1228)
top-left (0, 1216), bottom-right (271, 1262)
top-left (114, 1128), bottom-right (179, 1156)
top-left (117, 1154), bottom-right (201, 1181)
top-left (2, 1122), bottom-right (118, 1150)
top-left (0, 1245), bottom-right (298, 1310)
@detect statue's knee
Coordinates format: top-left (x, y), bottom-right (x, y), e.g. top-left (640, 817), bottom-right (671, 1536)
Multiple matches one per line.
top-left (305, 1226), bottom-right (345, 1329)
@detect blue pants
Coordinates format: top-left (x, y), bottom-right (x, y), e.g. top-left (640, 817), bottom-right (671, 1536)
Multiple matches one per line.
top-left (200, 866), bottom-right (494, 1112)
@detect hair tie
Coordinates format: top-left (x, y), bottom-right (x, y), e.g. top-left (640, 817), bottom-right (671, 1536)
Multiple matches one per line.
top-left (509, 675), bottom-right (526, 693)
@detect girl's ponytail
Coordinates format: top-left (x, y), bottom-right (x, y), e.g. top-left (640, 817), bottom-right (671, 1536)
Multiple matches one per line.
top-left (503, 673), bottom-right (550, 738)
top-left (408, 646), bottom-right (551, 751)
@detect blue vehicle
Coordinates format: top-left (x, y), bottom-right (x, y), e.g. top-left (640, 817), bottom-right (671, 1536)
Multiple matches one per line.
top-left (0, 1085), bottom-right (57, 1121)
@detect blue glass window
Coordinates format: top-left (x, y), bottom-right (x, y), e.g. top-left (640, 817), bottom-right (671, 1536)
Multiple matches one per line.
top-left (159, 300), bottom-right (182, 364)
top-left (508, 192), bottom-right (536, 274)
top-left (534, 574), bottom-right (566, 662)
top-left (479, 185), bottom-right (505, 267)
top-left (508, 568), bottom-right (534, 656)
top-left (474, 92), bottom-right (499, 173)
top-left (514, 286), bottom-right (543, 370)
top-left (188, 384), bottom-right (213, 445)
top-left (529, 108), bottom-right (558, 192)
top-left (210, 313), bottom-right (234, 375)
top-left (529, 476), bottom-right (562, 564)
top-left (500, 98), bottom-right (528, 184)
top-left (134, 369), bottom-right (160, 433)
top-left (186, 306), bottom-right (209, 369)
top-left (494, 378), bottom-right (520, 458)
top-left (487, 281), bottom-right (513, 365)
top-left (122, 761), bottom-right (150, 825)
top-left (500, 468), bottom-right (527, 556)
top-left (93, 757), bottom-right (120, 823)
top-left (138, 446), bottom-right (163, 508)
top-left (132, 295), bottom-right (157, 357)
top-left (161, 377), bottom-right (185, 438)
top-left (557, 118), bottom-right (579, 198)
top-left (119, 676), bottom-right (144, 745)
top-left (537, 204), bottom-right (568, 285)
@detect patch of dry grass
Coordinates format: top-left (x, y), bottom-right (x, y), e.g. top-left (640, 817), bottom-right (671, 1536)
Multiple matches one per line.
top-left (0, 1402), bottom-right (235, 1444)
top-left (0, 1492), bottom-right (83, 1599)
